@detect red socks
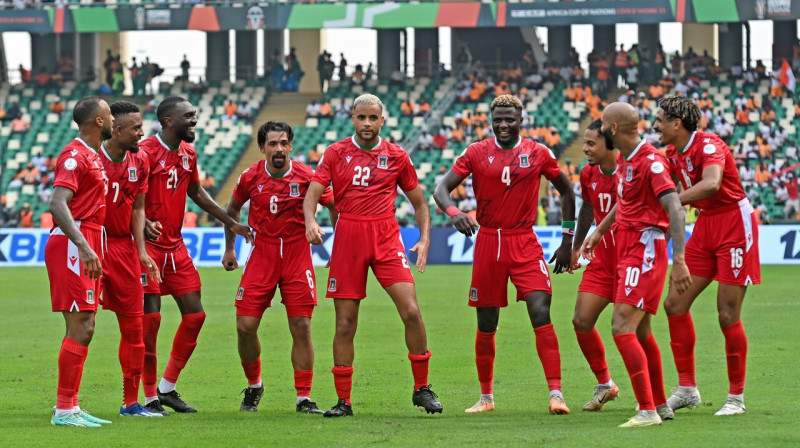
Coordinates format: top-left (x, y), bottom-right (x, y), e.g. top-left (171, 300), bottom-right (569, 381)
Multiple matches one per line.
top-left (639, 333), bottom-right (667, 406)
top-left (408, 351), bottom-right (432, 391)
top-left (475, 330), bottom-right (496, 394)
top-left (163, 311), bottom-right (206, 383)
top-left (614, 333), bottom-right (654, 411)
top-left (57, 337), bottom-right (88, 411)
top-left (142, 312), bottom-right (161, 398)
top-left (534, 323), bottom-right (562, 391)
top-left (241, 359), bottom-right (262, 387)
top-left (294, 370), bottom-right (313, 398)
top-left (722, 321), bottom-right (747, 395)
top-left (332, 366), bottom-right (354, 405)
top-left (575, 328), bottom-right (611, 384)
top-left (668, 312), bottom-right (697, 387)
top-left (118, 315), bottom-right (145, 407)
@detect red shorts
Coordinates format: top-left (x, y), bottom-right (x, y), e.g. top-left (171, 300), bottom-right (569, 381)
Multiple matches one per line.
top-left (236, 236), bottom-right (317, 319)
top-left (687, 199), bottom-right (761, 286)
top-left (579, 229), bottom-right (617, 301)
top-left (143, 243), bottom-right (202, 296)
top-left (326, 213), bottom-right (414, 299)
top-left (45, 221), bottom-right (104, 313)
top-left (614, 228), bottom-right (668, 315)
top-left (102, 235), bottom-right (144, 316)
top-left (469, 227), bottom-right (551, 308)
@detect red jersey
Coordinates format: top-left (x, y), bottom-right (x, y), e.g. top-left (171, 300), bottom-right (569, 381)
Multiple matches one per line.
top-left (100, 145), bottom-right (150, 237)
top-left (452, 137), bottom-right (561, 229)
top-left (665, 131), bottom-right (746, 211)
top-left (580, 163), bottom-right (618, 224)
top-left (233, 161), bottom-right (332, 239)
top-left (140, 134), bottom-right (199, 250)
top-left (312, 136), bottom-right (418, 216)
top-left (616, 141), bottom-right (676, 233)
top-left (53, 138), bottom-right (108, 226)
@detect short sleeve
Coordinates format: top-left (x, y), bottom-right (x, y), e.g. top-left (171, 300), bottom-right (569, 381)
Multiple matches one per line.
top-left (397, 152), bottom-right (419, 192)
top-left (539, 144), bottom-right (562, 181)
top-left (451, 146), bottom-right (474, 177)
top-left (137, 154), bottom-right (149, 195)
top-left (190, 153), bottom-right (200, 184)
top-left (319, 186), bottom-right (334, 206)
top-left (53, 151), bottom-right (82, 192)
top-left (232, 169), bottom-right (250, 205)
top-left (579, 168), bottom-right (591, 202)
top-left (312, 147), bottom-right (336, 186)
top-left (648, 153), bottom-right (676, 197)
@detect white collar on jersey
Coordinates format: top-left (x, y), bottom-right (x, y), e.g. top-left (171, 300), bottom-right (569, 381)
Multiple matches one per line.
top-left (100, 142), bottom-right (128, 163)
top-left (155, 133), bottom-right (179, 151)
top-left (264, 160), bottom-right (293, 178)
top-left (74, 137), bottom-right (97, 152)
top-left (626, 139), bottom-right (647, 160)
top-left (679, 131), bottom-right (697, 154)
top-left (351, 135), bottom-right (382, 151)
top-left (493, 136), bottom-right (522, 149)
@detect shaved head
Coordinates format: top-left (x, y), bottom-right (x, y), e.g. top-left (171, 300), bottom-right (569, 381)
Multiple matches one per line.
top-left (600, 102), bottom-right (641, 153)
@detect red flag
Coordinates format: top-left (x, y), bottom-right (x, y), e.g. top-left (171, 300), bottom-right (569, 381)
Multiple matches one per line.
top-left (779, 59), bottom-right (796, 92)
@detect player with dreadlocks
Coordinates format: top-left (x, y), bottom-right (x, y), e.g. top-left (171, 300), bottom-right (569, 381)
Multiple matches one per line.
top-left (654, 95), bottom-right (759, 417)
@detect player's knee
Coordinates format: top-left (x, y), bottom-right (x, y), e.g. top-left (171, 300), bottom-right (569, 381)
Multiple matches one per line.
top-left (290, 319), bottom-right (312, 338)
top-left (236, 320), bottom-right (258, 337)
top-left (663, 296), bottom-right (685, 315)
top-left (717, 309), bottom-right (738, 328)
top-left (572, 315), bottom-right (593, 333)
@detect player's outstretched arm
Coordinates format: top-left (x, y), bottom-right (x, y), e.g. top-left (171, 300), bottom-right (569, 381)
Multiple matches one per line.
top-left (133, 193), bottom-right (160, 282)
top-left (222, 195), bottom-right (244, 271)
top-left (50, 186), bottom-right (102, 280)
top-left (405, 185), bottom-right (430, 273)
top-left (188, 181), bottom-right (253, 243)
top-left (659, 191), bottom-right (692, 294)
top-left (548, 173), bottom-right (576, 274)
top-left (570, 200), bottom-right (595, 273)
top-left (581, 205), bottom-right (616, 261)
top-left (678, 164), bottom-right (723, 206)
top-left (433, 170), bottom-right (477, 237)
top-left (304, 181), bottom-right (326, 245)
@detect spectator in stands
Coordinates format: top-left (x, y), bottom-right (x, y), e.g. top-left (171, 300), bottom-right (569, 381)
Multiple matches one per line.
top-left (38, 178), bottom-right (52, 205)
top-left (317, 50), bottom-right (329, 92)
top-left (615, 45), bottom-right (629, 87)
top-left (17, 202), bottom-right (33, 229)
top-left (183, 210), bottom-right (198, 228)
top-left (338, 53), bottom-right (348, 81)
top-left (201, 173), bottom-right (216, 197)
top-left (305, 99), bottom-right (321, 118)
top-left (317, 100), bottom-right (332, 119)
top-left (39, 211), bottom-right (53, 229)
top-left (734, 91), bottom-right (747, 110)
top-left (432, 128), bottom-right (447, 149)
top-left (400, 99), bottom-right (416, 117)
top-left (180, 54), bottom-right (191, 81)
top-left (2, 102), bottom-right (20, 122)
top-left (307, 147), bottom-right (322, 166)
top-left (735, 106), bottom-right (750, 126)
top-left (18, 64), bottom-right (30, 83)
top-left (351, 64), bottom-right (366, 86)
top-left (10, 114), bottom-right (30, 134)
top-left (625, 61), bottom-right (639, 92)
top-left (785, 174), bottom-right (800, 219)
top-left (222, 99), bottom-right (238, 123)
top-left (417, 130), bottom-right (433, 151)
top-left (50, 96), bottom-right (65, 115)
top-left (335, 100), bottom-right (350, 120)
top-left (417, 98), bottom-right (430, 117)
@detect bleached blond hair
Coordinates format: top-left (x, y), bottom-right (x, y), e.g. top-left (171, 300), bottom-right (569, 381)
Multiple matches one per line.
top-left (351, 94), bottom-right (385, 115)
top-left (490, 94), bottom-right (523, 112)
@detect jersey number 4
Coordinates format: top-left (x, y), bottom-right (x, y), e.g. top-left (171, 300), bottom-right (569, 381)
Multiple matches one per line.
top-left (501, 166), bottom-right (511, 186)
top-left (353, 166), bottom-right (371, 186)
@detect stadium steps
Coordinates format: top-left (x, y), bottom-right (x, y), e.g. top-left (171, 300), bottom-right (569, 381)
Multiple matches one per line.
top-left (212, 92), bottom-right (318, 213)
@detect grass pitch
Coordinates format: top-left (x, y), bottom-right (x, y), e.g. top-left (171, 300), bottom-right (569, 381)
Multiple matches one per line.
top-left (0, 265), bottom-right (797, 447)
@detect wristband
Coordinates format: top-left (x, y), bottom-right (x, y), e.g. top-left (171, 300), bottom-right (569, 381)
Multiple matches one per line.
top-left (561, 220), bottom-right (575, 236)
top-left (561, 229), bottom-right (575, 236)
top-left (445, 206), bottom-right (462, 217)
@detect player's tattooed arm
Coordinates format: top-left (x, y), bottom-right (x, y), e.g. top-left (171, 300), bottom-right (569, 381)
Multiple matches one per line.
top-left (549, 173), bottom-right (575, 274)
top-left (304, 181), bottom-right (327, 245)
top-left (659, 190), bottom-right (692, 295)
top-left (222, 195), bottom-right (244, 270)
top-left (570, 200), bottom-right (595, 272)
top-left (433, 170), bottom-right (477, 237)
top-left (188, 181), bottom-right (253, 243)
top-left (50, 186), bottom-right (102, 280)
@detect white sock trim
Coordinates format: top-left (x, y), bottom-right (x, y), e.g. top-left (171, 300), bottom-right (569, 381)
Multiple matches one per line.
top-left (297, 396), bottom-right (310, 405)
top-left (549, 390), bottom-right (563, 398)
top-left (159, 378), bottom-right (176, 393)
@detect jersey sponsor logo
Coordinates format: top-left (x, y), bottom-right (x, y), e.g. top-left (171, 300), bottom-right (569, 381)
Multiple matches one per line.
top-left (289, 183), bottom-right (300, 197)
top-left (128, 167), bottom-right (138, 182)
top-left (69, 255), bottom-right (78, 266)
top-left (625, 166), bottom-right (633, 181)
top-left (328, 278), bottom-right (337, 292)
top-left (488, 156), bottom-right (495, 164)
top-left (469, 287), bottom-right (478, 301)
top-left (345, 156), bottom-right (352, 163)
top-left (86, 289), bottom-right (95, 305)
top-left (141, 273), bottom-right (148, 286)
top-left (182, 155), bottom-right (190, 170)
top-left (257, 184), bottom-right (263, 193)
top-left (377, 155), bottom-right (388, 169)
top-left (64, 158), bottom-right (78, 170)
top-left (236, 287), bottom-right (245, 300)
top-left (703, 144), bottom-right (716, 154)
top-left (518, 154), bottom-right (530, 168)
top-left (650, 162), bottom-right (665, 174)
top-left (685, 157), bottom-right (694, 172)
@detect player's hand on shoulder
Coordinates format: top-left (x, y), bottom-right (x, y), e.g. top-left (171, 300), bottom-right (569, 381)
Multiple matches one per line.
top-left (306, 221), bottom-right (325, 245)
top-left (451, 213), bottom-right (478, 237)
top-left (145, 220), bottom-right (162, 242)
top-left (231, 223), bottom-right (253, 244)
top-left (222, 249), bottom-right (238, 271)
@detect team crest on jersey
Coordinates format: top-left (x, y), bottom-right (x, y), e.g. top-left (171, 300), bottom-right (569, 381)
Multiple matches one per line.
top-left (86, 290), bottom-right (95, 305)
top-left (257, 184), bottom-right (263, 193)
top-left (141, 273), bottom-right (148, 286)
top-left (64, 158), bottom-right (78, 170)
top-left (328, 278), bottom-right (337, 292)
top-left (128, 167), bottom-right (138, 181)
top-left (488, 156), bottom-right (494, 164)
top-left (345, 156), bottom-right (352, 163)
top-left (518, 154), bottom-right (530, 168)
top-left (625, 166), bottom-right (634, 181)
top-left (236, 287), bottom-right (245, 301)
top-left (377, 155), bottom-right (389, 169)
top-left (182, 155), bottom-right (190, 170)
top-left (289, 183), bottom-right (300, 197)
top-left (469, 287), bottom-right (478, 301)
top-left (685, 157), bottom-right (694, 172)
